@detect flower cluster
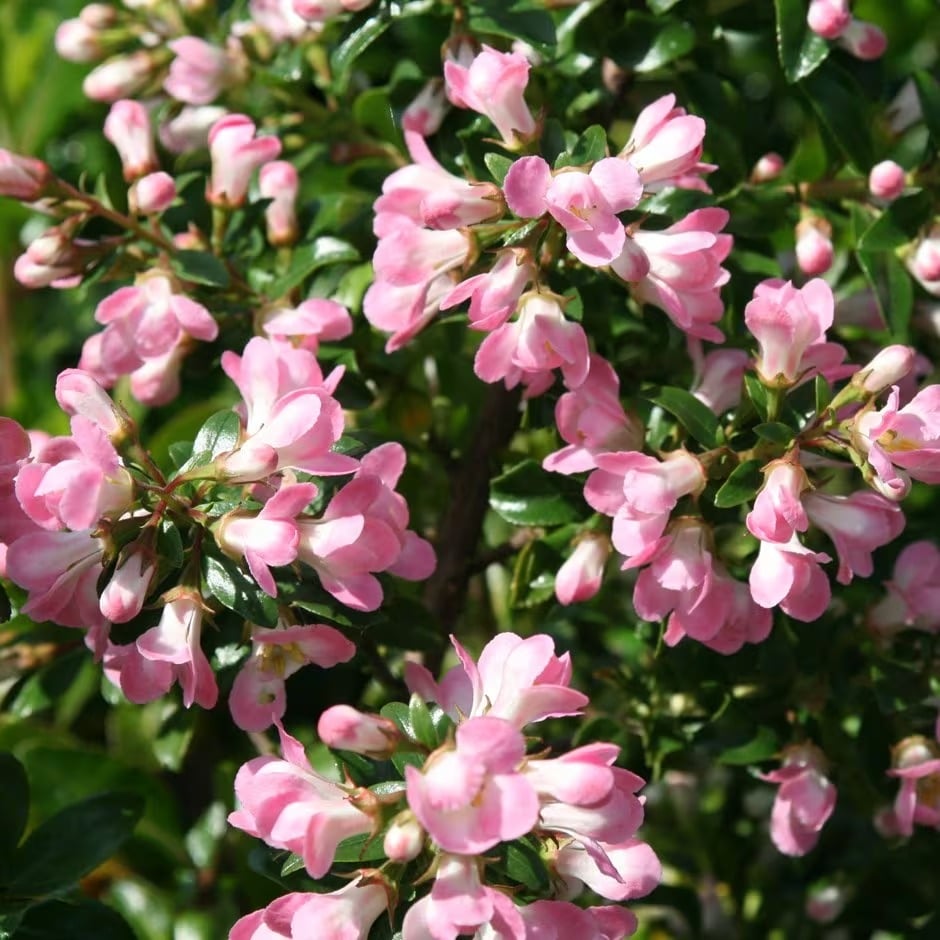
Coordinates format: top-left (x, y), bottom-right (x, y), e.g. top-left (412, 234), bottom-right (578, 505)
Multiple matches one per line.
top-left (229, 633), bottom-right (661, 939)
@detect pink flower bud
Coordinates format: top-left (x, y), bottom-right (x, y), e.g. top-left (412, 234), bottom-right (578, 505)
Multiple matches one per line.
top-left (751, 151), bottom-right (785, 182)
top-left (854, 344), bottom-right (915, 394)
top-left (207, 114), bottom-right (281, 208)
top-left (555, 533), bottom-right (609, 605)
top-left (317, 704), bottom-right (400, 757)
top-left (806, 885), bottom-right (847, 924)
top-left (402, 79), bottom-right (449, 135)
top-left (259, 160), bottom-right (299, 246)
top-left (83, 51), bottom-right (155, 102)
top-left (80, 4), bottom-right (119, 28)
top-left (838, 19), bottom-right (887, 60)
top-left (99, 549), bottom-right (157, 623)
top-left (383, 815), bottom-right (424, 862)
top-left (131, 172), bottom-right (176, 214)
top-left (55, 368), bottom-right (128, 438)
top-left (806, 0), bottom-right (850, 39)
top-left (158, 105), bottom-right (228, 155)
top-left (911, 230), bottom-right (940, 284)
top-left (104, 100), bottom-right (158, 182)
top-left (868, 160), bottom-right (905, 202)
top-left (0, 149), bottom-right (52, 201)
top-left (795, 216), bottom-right (833, 276)
top-left (55, 18), bottom-right (104, 63)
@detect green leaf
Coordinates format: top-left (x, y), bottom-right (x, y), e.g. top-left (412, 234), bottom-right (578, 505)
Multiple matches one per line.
top-left (269, 237), bottom-right (360, 298)
top-left (202, 552), bottom-right (280, 627)
top-left (332, 830), bottom-right (388, 864)
top-left (555, 125), bottom-right (608, 168)
top-left (774, 0), bottom-right (829, 83)
top-left (857, 250), bottom-right (913, 343)
top-left (503, 838), bottom-right (550, 892)
top-left (467, 1), bottom-right (556, 51)
top-left (489, 459), bottom-right (583, 527)
top-left (280, 853), bottom-right (305, 877)
top-left (753, 422), bottom-right (794, 445)
top-left (408, 694), bottom-right (437, 750)
top-left (646, 0), bottom-right (682, 12)
top-left (713, 459), bottom-right (765, 509)
top-left (814, 374), bottom-right (832, 414)
top-left (632, 20), bottom-right (695, 73)
top-left (171, 250), bottom-right (230, 289)
top-left (0, 754), bottom-right (28, 868)
top-left (801, 65), bottom-right (873, 170)
top-left (641, 386), bottom-right (719, 448)
top-left (13, 899), bottom-right (136, 940)
top-left (156, 519), bottom-right (184, 572)
top-left (331, 13), bottom-right (392, 94)
top-left (189, 410), bottom-right (241, 465)
top-left (858, 193), bottom-right (932, 252)
top-left (484, 153), bottom-right (513, 186)
top-left (380, 702), bottom-right (415, 740)
top-left (7, 792), bottom-right (143, 898)
top-left (509, 540), bottom-right (559, 609)
top-left (718, 726), bottom-right (779, 765)
top-left (743, 374), bottom-right (770, 422)
top-left (913, 70), bottom-right (940, 148)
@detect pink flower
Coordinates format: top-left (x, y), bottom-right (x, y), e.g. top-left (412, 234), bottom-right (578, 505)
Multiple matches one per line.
top-left (103, 100), bottom-right (157, 182)
top-left (402, 79), bottom-right (449, 136)
top-left (803, 490), bottom-right (904, 584)
top-left (585, 450), bottom-right (705, 562)
top-left (744, 278), bottom-right (834, 386)
top-left (807, 0), bottom-right (850, 39)
top-left (795, 216), bottom-right (833, 276)
top-left (293, 0), bottom-right (375, 21)
top-left (886, 737), bottom-right (940, 836)
top-left (229, 624), bottom-right (355, 731)
top-left (838, 18), bottom-right (887, 60)
top-left (853, 385), bottom-right (940, 493)
top-left (249, 0), bottom-right (310, 40)
top-left (99, 547), bottom-right (157, 623)
top-left (165, 37), bottom-right (242, 106)
top-left (229, 722), bottom-right (374, 877)
top-left (613, 208), bottom-right (732, 343)
top-left (620, 93), bottom-right (708, 189)
top-left (207, 114), bottom-right (282, 208)
top-left (102, 640), bottom-right (174, 705)
top-left (867, 540), bottom-right (940, 634)
top-left (504, 156), bottom-right (643, 266)
top-left (159, 105), bottom-right (228, 154)
top-left (853, 344), bottom-right (915, 395)
top-left (261, 299), bottom-right (353, 351)
top-left (131, 172), bottom-right (176, 214)
top-left (745, 457), bottom-right (810, 544)
top-left (317, 705), bottom-right (400, 757)
top-left (0, 148), bottom-right (52, 201)
top-left (383, 815), bottom-right (423, 862)
top-left (520, 901), bottom-right (638, 940)
top-left (0, 419), bottom-right (42, 550)
top-left (474, 290), bottom-right (590, 393)
top-left (4, 529), bottom-right (106, 630)
top-left (440, 248), bottom-right (534, 332)
top-left (749, 534), bottom-right (831, 622)
top-left (405, 716), bottom-right (537, 854)
top-left (444, 44), bottom-right (537, 146)
top-left (401, 854), bottom-right (525, 940)
top-left (555, 533), bottom-right (610, 605)
top-left (554, 838), bottom-right (662, 903)
top-left (14, 224), bottom-right (101, 289)
top-left (283, 879), bottom-right (389, 939)
top-left (691, 347), bottom-right (749, 415)
top-left (259, 161), bottom-right (300, 246)
top-left (760, 744), bottom-right (837, 856)
top-left (869, 160), bottom-right (906, 202)
top-left (136, 591), bottom-right (218, 708)
top-left (55, 368), bottom-right (127, 439)
top-left (83, 52), bottom-right (155, 102)
top-left (363, 270), bottom-right (457, 354)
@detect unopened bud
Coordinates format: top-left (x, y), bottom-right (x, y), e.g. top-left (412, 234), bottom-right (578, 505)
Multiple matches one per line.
top-left (795, 216), bottom-right (833, 276)
top-left (868, 160), bottom-right (906, 202)
top-left (911, 230), bottom-right (940, 284)
top-left (751, 151), bottom-right (785, 183)
top-left (806, 885), bottom-right (847, 924)
top-left (104, 99), bottom-right (158, 181)
top-left (317, 704), bottom-right (400, 757)
top-left (55, 18), bottom-right (104, 63)
top-left (402, 79), bottom-right (448, 136)
top-left (853, 345), bottom-right (915, 394)
top-left (100, 548), bottom-right (157, 623)
top-left (259, 160), bottom-right (299, 246)
top-left (83, 51), bottom-right (156, 102)
top-left (838, 19), bottom-right (887, 60)
top-left (0, 149), bottom-right (53, 202)
top-left (55, 368), bottom-right (130, 439)
top-left (132, 172), bottom-right (176, 214)
top-left (383, 815), bottom-right (424, 862)
top-left (806, 0), bottom-right (850, 39)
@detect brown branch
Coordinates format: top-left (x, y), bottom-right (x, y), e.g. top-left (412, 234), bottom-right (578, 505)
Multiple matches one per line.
top-left (423, 383), bottom-right (522, 667)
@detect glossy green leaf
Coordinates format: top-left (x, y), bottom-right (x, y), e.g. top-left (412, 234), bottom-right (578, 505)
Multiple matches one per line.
top-left (642, 386), bottom-right (719, 448)
top-left (814, 374), bottom-right (832, 414)
top-left (632, 20), bottom-right (695, 73)
top-left (7, 792), bottom-right (143, 897)
top-left (489, 459), bottom-right (583, 527)
top-left (408, 694), bottom-right (437, 750)
top-left (774, 0), bottom-right (829, 83)
top-left (504, 839), bottom-right (551, 892)
top-left (380, 702), bottom-right (416, 740)
top-left (713, 459), bottom-right (765, 509)
top-left (467, 1), bottom-right (556, 51)
top-left (171, 250), bottom-right (230, 289)
top-left (802, 65), bottom-right (873, 170)
top-left (743, 374), bottom-right (771, 422)
top-left (331, 830), bottom-right (388, 864)
top-left (202, 552), bottom-right (280, 627)
top-left (269, 237), bottom-right (360, 298)
top-left (913, 70), bottom-right (940, 148)
top-left (858, 193), bottom-right (932, 252)
top-left (484, 152), bottom-right (513, 185)
top-left (857, 249), bottom-right (913, 344)
top-left (753, 422), bottom-right (794, 445)
top-left (718, 726), bottom-right (779, 765)
top-left (556, 125), bottom-right (608, 168)
top-left (331, 14), bottom-right (392, 94)
top-left (188, 410), bottom-right (241, 466)
top-left (646, 0), bottom-right (682, 11)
